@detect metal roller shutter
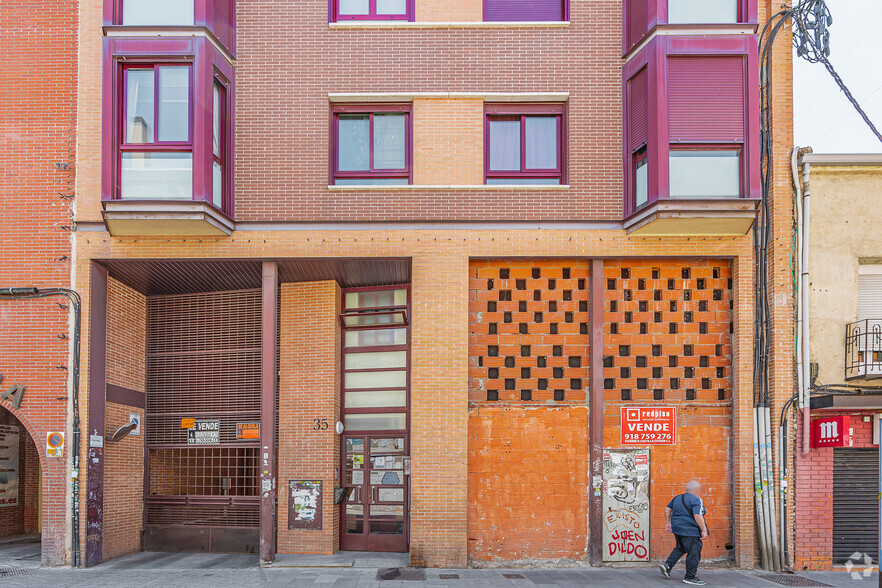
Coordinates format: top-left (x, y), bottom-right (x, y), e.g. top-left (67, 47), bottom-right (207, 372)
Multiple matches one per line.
top-left (484, 0), bottom-right (566, 22)
top-left (833, 448), bottom-right (879, 564)
top-left (858, 271), bottom-right (882, 321)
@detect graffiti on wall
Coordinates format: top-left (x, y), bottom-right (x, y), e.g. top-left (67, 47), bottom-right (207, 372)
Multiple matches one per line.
top-left (602, 448), bottom-right (650, 561)
top-left (0, 424), bottom-right (20, 507)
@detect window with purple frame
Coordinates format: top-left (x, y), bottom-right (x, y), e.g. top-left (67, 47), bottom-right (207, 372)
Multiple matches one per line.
top-left (120, 64), bottom-right (193, 200)
top-left (484, 0), bottom-right (568, 22)
top-left (485, 105), bottom-right (565, 185)
top-left (212, 80), bottom-right (227, 210)
top-left (332, 105), bottom-right (411, 186)
top-left (332, 0), bottom-right (412, 22)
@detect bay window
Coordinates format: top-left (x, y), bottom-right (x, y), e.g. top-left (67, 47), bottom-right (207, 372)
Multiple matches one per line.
top-left (212, 81), bottom-right (227, 210)
top-left (668, 0), bottom-right (739, 24)
top-left (669, 150), bottom-right (741, 198)
top-left (485, 105), bottom-right (565, 185)
top-left (121, 0), bottom-right (195, 26)
top-left (120, 65), bottom-right (193, 200)
top-left (332, 105), bottom-right (411, 186)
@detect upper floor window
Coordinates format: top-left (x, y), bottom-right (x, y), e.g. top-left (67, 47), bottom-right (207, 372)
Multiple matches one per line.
top-left (485, 104), bottom-right (565, 185)
top-left (332, 0), bottom-right (412, 21)
top-left (484, 0), bottom-right (568, 22)
top-left (332, 105), bottom-right (411, 186)
top-left (668, 0), bottom-right (739, 24)
top-left (120, 65), bottom-right (192, 200)
top-left (121, 0), bottom-right (195, 26)
top-left (669, 149), bottom-right (740, 198)
top-left (212, 81), bottom-right (227, 210)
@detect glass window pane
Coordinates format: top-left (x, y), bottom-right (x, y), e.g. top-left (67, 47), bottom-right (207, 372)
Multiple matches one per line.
top-left (378, 488), bottom-right (404, 502)
top-left (371, 455), bottom-right (404, 469)
top-left (525, 116), bottom-right (558, 170)
top-left (346, 289), bottom-right (407, 309)
top-left (370, 438), bottom-right (405, 453)
top-left (342, 312), bottom-right (405, 327)
top-left (345, 351), bottom-right (407, 370)
top-left (125, 69), bottom-right (154, 144)
top-left (213, 84), bottom-right (222, 157)
top-left (370, 471), bottom-right (404, 485)
top-left (488, 118), bottom-right (521, 171)
top-left (669, 150), bottom-right (740, 198)
top-left (121, 152), bottom-right (193, 199)
top-left (486, 178), bottom-right (561, 185)
top-left (338, 115), bottom-right (370, 171)
top-left (635, 157), bottom-right (648, 208)
top-left (158, 67), bottom-right (190, 142)
top-left (373, 114), bottom-right (406, 170)
top-left (344, 390), bottom-right (407, 408)
top-left (347, 470), bottom-right (364, 484)
top-left (668, 0), bottom-right (738, 23)
top-left (339, 0), bottom-right (369, 15)
top-left (344, 413), bottom-right (406, 431)
top-left (212, 161), bottom-right (223, 209)
top-left (344, 370), bottom-right (406, 390)
top-left (345, 328), bottom-right (407, 348)
top-left (123, 0), bottom-right (195, 25)
top-left (377, 0), bottom-right (407, 14)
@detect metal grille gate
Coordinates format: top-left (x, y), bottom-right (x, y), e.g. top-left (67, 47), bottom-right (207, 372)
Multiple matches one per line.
top-left (144, 290), bottom-right (261, 553)
top-left (833, 448), bottom-right (879, 564)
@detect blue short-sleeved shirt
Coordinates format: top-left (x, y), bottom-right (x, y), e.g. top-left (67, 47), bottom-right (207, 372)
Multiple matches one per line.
top-left (667, 493), bottom-right (706, 537)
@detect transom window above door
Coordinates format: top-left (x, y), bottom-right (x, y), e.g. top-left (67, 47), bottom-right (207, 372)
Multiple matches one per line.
top-left (332, 0), bottom-right (413, 22)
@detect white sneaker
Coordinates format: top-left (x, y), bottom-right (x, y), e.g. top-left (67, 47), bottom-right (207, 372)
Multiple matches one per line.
top-left (683, 578), bottom-right (707, 586)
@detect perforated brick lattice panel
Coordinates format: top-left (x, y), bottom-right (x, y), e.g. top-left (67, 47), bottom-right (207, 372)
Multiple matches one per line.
top-left (469, 260), bottom-right (590, 403)
top-left (604, 261), bottom-right (733, 403)
top-left (757, 574), bottom-right (833, 587)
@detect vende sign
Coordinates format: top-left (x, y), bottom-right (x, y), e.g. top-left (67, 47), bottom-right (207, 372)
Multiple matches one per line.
top-left (621, 407), bottom-right (676, 445)
top-left (811, 416), bottom-right (851, 448)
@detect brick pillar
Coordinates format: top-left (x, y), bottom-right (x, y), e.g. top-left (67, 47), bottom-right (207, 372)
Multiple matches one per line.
top-left (276, 281), bottom-right (341, 554)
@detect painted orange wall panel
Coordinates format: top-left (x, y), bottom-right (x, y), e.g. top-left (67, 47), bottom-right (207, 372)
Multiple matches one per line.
top-left (416, 0), bottom-right (482, 22)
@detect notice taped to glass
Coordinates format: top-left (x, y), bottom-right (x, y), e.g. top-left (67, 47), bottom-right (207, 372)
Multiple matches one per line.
top-left (0, 424), bottom-right (19, 507)
top-left (187, 420), bottom-right (220, 445)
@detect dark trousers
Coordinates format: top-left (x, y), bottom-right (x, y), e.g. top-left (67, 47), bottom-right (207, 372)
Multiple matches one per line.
top-left (665, 534), bottom-right (702, 580)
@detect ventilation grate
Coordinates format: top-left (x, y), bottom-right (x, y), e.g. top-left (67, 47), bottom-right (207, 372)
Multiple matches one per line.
top-left (757, 574), bottom-right (833, 587)
top-left (0, 567), bottom-right (35, 578)
top-left (377, 568), bottom-right (426, 581)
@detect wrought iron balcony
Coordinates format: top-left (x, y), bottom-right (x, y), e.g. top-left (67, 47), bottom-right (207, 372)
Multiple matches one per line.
top-left (845, 319), bottom-right (882, 380)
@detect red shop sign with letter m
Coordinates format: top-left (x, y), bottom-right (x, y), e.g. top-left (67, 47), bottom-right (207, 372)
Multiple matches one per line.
top-left (621, 406), bottom-right (676, 445)
top-left (811, 416), bottom-right (851, 448)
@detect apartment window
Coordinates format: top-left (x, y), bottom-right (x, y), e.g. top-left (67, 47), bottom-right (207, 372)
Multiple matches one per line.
top-left (120, 65), bottom-right (193, 200)
top-left (859, 266), bottom-right (882, 322)
top-left (121, 0), bottom-right (195, 25)
top-left (212, 81), bottom-right (227, 210)
top-left (669, 149), bottom-right (740, 198)
top-left (484, 0), bottom-right (568, 22)
top-left (668, 0), bottom-right (739, 24)
top-left (333, 0), bottom-right (412, 21)
top-left (332, 105), bottom-right (411, 186)
top-left (634, 148), bottom-right (648, 208)
top-left (485, 105), bottom-right (565, 185)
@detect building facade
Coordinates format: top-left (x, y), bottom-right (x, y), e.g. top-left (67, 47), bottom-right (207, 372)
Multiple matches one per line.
top-left (794, 154), bottom-right (882, 571)
top-left (0, 0), bottom-right (795, 569)
top-left (0, 0), bottom-right (78, 566)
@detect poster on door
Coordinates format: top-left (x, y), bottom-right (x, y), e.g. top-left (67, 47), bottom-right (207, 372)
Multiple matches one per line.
top-left (0, 424), bottom-right (20, 508)
top-left (602, 448), bottom-right (650, 562)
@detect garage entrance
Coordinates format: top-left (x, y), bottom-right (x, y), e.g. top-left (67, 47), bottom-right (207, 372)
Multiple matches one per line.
top-left (833, 447), bottom-right (879, 564)
top-left (144, 289), bottom-right (261, 553)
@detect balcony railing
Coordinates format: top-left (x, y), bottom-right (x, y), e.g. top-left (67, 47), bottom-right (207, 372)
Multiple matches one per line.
top-left (845, 319), bottom-right (882, 380)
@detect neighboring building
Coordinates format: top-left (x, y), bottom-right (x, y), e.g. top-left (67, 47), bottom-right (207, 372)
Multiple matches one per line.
top-left (0, 0), bottom-right (793, 569)
top-left (0, 0), bottom-right (78, 566)
top-left (794, 154), bottom-right (882, 571)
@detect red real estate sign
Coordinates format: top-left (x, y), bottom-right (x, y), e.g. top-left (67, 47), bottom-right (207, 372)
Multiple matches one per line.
top-left (621, 407), bottom-right (676, 445)
top-left (811, 416), bottom-right (851, 448)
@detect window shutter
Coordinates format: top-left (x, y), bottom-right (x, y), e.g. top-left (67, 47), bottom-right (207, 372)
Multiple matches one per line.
top-left (858, 272), bottom-right (882, 321)
top-left (626, 0), bottom-right (649, 49)
top-left (484, 0), bottom-right (566, 22)
top-left (629, 68), bottom-right (649, 152)
top-left (667, 56), bottom-right (745, 142)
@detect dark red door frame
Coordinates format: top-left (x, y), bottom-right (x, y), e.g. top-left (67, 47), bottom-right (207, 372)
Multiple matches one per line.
top-left (86, 261), bottom-right (108, 567)
top-left (588, 259), bottom-right (604, 566)
top-left (259, 261), bottom-right (278, 563)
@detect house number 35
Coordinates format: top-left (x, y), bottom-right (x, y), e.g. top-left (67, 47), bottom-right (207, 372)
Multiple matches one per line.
top-left (313, 418), bottom-right (329, 431)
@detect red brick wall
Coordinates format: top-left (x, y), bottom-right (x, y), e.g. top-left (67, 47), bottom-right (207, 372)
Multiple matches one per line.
top-left (232, 2), bottom-right (621, 222)
top-left (794, 411), bottom-right (876, 571)
top-left (0, 0), bottom-right (77, 565)
top-left (102, 278), bottom-right (146, 561)
top-left (277, 281), bottom-right (341, 554)
top-left (603, 260), bottom-right (734, 560)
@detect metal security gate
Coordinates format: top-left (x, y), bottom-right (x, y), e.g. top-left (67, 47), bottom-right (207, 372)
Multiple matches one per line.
top-left (833, 448), bottom-right (879, 564)
top-left (144, 290), bottom-right (261, 553)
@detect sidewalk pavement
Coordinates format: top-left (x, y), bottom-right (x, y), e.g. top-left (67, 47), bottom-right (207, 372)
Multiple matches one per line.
top-left (0, 550), bottom-right (876, 588)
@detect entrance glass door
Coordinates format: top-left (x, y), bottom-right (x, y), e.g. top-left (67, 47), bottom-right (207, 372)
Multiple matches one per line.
top-left (342, 435), bottom-right (408, 551)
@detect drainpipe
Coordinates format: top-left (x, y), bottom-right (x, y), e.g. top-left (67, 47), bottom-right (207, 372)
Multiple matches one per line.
top-left (799, 152), bottom-right (813, 455)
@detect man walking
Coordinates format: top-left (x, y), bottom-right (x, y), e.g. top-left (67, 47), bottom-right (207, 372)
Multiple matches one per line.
top-left (659, 480), bottom-right (708, 585)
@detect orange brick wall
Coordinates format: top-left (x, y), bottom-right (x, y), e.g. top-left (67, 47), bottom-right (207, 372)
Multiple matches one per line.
top-left (603, 260), bottom-right (734, 560)
top-left (415, 0), bottom-right (483, 22)
top-left (277, 281), bottom-right (342, 554)
top-left (102, 278), bottom-right (146, 561)
top-left (413, 98), bottom-right (485, 186)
